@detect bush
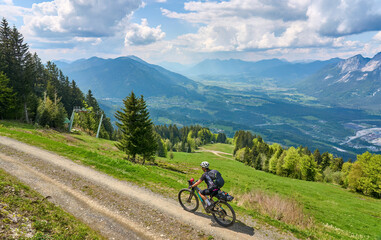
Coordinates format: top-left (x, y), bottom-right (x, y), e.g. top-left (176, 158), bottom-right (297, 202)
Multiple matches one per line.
top-left (36, 96), bottom-right (67, 129)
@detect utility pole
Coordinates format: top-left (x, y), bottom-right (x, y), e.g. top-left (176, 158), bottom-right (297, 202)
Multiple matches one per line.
top-left (96, 113), bottom-right (103, 138)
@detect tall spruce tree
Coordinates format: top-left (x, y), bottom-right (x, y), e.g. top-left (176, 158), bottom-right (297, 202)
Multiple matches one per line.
top-left (137, 95), bottom-right (157, 163)
top-left (115, 91), bottom-right (157, 164)
top-left (0, 72), bottom-right (15, 118)
top-left (85, 89), bottom-right (100, 112)
top-left (0, 18), bottom-right (11, 74)
top-left (10, 26), bottom-right (31, 122)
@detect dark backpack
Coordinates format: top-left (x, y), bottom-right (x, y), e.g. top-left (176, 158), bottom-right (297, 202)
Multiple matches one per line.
top-left (208, 169), bottom-right (225, 188)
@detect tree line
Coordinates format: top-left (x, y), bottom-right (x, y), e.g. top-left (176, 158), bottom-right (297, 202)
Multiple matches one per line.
top-left (233, 130), bottom-right (381, 198)
top-left (114, 91), bottom-right (229, 163)
top-left (0, 18), bottom-right (113, 139)
top-left (154, 124), bottom-right (227, 155)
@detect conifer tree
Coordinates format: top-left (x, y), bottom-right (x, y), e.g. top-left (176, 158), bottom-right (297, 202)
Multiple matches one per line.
top-left (137, 95), bottom-right (157, 164)
top-left (313, 149), bottom-right (322, 165)
top-left (0, 18), bottom-right (11, 74)
top-left (115, 91), bottom-right (140, 162)
top-left (0, 72), bottom-right (15, 118)
top-left (86, 89), bottom-right (100, 112)
top-left (115, 91), bottom-right (157, 164)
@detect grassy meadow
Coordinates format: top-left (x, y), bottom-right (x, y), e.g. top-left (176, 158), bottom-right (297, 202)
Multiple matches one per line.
top-left (0, 120), bottom-right (380, 240)
top-left (0, 168), bottom-right (103, 239)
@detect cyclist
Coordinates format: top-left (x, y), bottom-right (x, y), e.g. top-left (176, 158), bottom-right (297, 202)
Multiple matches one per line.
top-left (190, 161), bottom-right (219, 210)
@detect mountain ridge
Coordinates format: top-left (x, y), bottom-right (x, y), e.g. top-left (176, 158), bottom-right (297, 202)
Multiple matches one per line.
top-left (297, 52), bottom-right (381, 111)
top-left (54, 56), bottom-right (203, 100)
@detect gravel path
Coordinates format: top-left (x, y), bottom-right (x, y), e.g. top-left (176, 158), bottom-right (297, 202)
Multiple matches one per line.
top-left (0, 136), bottom-right (296, 240)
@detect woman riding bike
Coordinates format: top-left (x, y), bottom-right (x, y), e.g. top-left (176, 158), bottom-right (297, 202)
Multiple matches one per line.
top-left (190, 161), bottom-right (219, 211)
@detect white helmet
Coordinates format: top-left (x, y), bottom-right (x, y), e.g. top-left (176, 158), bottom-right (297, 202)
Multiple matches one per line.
top-left (200, 161), bottom-right (209, 168)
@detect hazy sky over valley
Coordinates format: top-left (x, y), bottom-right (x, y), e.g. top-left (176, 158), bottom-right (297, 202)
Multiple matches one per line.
top-left (2, 0), bottom-right (381, 64)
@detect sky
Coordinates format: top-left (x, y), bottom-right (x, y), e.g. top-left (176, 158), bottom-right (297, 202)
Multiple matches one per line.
top-left (2, 0), bottom-right (381, 64)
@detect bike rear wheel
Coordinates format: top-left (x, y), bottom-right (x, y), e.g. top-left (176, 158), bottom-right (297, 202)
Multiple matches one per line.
top-left (212, 201), bottom-right (236, 227)
top-left (178, 188), bottom-right (199, 212)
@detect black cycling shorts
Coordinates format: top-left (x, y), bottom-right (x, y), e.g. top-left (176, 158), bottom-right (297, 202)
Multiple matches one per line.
top-left (200, 187), bottom-right (219, 197)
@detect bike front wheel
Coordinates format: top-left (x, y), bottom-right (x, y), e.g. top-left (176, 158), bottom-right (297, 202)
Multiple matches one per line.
top-left (178, 188), bottom-right (199, 212)
top-left (212, 201), bottom-right (236, 227)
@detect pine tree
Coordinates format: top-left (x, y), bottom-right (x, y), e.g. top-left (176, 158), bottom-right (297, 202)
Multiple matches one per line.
top-left (0, 72), bottom-right (15, 118)
top-left (10, 26), bottom-right (31, 122)
top-left (115, 92), bottom-right (157, 164)
top-left (115, 91), bottom-right (140, 162)
top-left (70, 80), bottom-right (84, 108)
top-left (313, 149), bottom-right (322, 165)
top-left (0, 18), bottom-right (11, 74)
top-left (86, 89), bottom-right (100, 112)
top-left (137, 95), bottom-right (157, 164)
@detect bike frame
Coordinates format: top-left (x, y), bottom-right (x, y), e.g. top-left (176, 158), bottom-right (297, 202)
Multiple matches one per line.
top-left (193, 187), bottom-right (204, 204)
top-left (192, 186), bottom-right (224, 212)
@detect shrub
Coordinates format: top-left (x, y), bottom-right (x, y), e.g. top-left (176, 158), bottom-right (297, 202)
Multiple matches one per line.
top-left (36, 96), bottom-right (67, 129)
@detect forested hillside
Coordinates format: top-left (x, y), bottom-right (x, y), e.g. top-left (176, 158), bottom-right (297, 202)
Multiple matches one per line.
top-left (0, 18), bottom-right (113, 139)
top-left (233, 130), bottom-right (381, 198)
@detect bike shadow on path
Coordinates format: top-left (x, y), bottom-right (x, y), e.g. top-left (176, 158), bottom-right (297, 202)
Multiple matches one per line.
top-left (193, 211), bottom-right (255, 236)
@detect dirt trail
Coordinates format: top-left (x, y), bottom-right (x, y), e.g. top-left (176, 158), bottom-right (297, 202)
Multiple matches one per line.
top-left (197, 149), bottom-right (234, 160)
top-left (0, 136), bottom-right (295, 240)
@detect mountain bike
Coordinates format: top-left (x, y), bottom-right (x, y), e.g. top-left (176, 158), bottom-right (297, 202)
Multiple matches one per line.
top-left (178, 178), bottom-right (236, 227)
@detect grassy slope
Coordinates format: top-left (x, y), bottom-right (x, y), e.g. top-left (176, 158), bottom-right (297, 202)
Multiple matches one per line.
top-left (0, 121), bottom-right (380, 240)
top-left (0, 168), bottom-right (103, 239)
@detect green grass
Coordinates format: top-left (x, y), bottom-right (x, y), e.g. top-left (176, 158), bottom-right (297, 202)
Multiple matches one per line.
top-left (1, 120), bottom-right (380, 240)
top-left (0, 168), bottom-right (103, 239)
top-left (201, 143), bottom-right (234, 154)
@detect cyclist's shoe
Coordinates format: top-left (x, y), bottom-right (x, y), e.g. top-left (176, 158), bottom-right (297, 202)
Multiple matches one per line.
top-left (206, 203), bottom-right (215, 212)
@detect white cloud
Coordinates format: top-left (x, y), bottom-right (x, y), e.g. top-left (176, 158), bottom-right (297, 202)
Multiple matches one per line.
top-left (161, 0), bottom-right (381, 53)
top-left (73, 37), bottom-right (102, 45)
top-left (2, 0), bottom-right (13, 5)
top-left (22, 0), bottom-right (142, 39)
top-left (0, 1), bottom-right (29, 21)
top-left (307, 0), bottom-right (381, 37)
top-left (372, 32), bottom-right (381, 41)
top-left (124, 18), bottom-right (165, 46)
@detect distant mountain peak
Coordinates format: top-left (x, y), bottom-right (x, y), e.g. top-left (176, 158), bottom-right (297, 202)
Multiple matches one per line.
top-left (53, 55), bottom-right (202, 100)
top-left (372, 52), bottom-right (381, 61)
top-left (338, 54), bottom-right (368, 74)
top-left (125, 55), bottom-right (147, 64)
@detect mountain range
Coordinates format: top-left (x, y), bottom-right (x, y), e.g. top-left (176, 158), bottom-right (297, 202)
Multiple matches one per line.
top-left (54, 53), bottom-right (381, 160)
top-left (162, 57), bottom-right (342, 87)
top-left (163, 53), bottom-right (381, 111)
top-left (55, 53), bottom-right (381, 112)
top-left (297, 53), bottom-right (381, 111)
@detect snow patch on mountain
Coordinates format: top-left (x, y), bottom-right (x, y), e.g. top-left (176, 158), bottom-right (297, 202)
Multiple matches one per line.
top-left (336, 72), bottom-right (352, 83)
top-left (373, 88), bottom-right (381, 97)
top-left (361, 60), bottom-right (381, 72)
top-left (338, 55), bottom-right (366, 74)
top-left (357, 73), bottom-right (368, 81)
